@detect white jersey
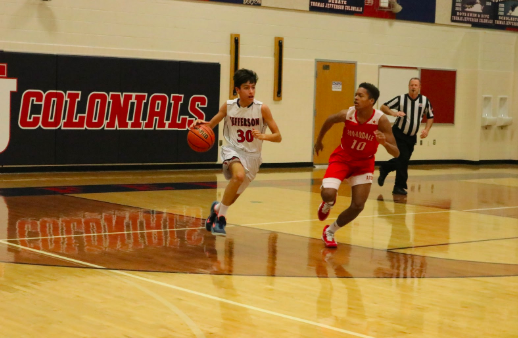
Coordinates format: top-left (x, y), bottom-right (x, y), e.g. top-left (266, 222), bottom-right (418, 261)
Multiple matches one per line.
top-left (223, 99), bottom-right (267, 154)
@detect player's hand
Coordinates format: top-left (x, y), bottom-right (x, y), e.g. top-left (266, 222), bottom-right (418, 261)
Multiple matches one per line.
top-left (314, 140), bottom-right (324, 155)
top-left (189, 119), bottom-right (209, 129)
top-left (374, 130), bottom-right (386, 145)
top-left (420, 129), bottom-right (429, 139)
top-left (252, 128), bottom-right (266, 140)
top-left (396, 111), bottom-right (406, 117)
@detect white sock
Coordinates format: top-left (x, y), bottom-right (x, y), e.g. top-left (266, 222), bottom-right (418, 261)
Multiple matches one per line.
top-left (322, 200), bottom-right (335, 213)
top-left (218, 203), bottom-right (229, 218)
top-left (214, 203), bottom-right (220, 214)
top-left (327, 221), bottom-right (341, 234)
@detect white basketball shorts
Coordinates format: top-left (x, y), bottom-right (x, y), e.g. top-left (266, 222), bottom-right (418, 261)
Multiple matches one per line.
top-left (221, 146), bottom-right (262, 194)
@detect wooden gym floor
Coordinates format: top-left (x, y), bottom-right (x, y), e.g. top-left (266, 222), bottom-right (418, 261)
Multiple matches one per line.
top-left (0, 164), bottom-right (517, 337)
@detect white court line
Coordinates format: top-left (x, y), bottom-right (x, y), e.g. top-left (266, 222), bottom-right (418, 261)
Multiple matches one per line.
top-left (3, 226), bottom-right (241, 242)
top-left (0, 240), bottom-right (374, 338)
top-left (106, 269), bottom-right (206, 338)
top-left (463, 206), bottom-right (518, 212)
top-left (241, 206), bottom-right (518, 227)
top-left (6, 226), bottom-right (205, 242)
top-left (6, 205), bottom-right (517, 242)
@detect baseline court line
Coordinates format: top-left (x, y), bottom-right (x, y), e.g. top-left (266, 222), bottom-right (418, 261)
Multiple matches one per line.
top-left (4, 205), bottom-right (517, 242)
top-left (241, 206), bottom-right (518, 227)
top-left (0, 240), bottom-right (374, 338)
top-left (3, 226), bottom-right (205, 242)
top-left (241, 210), bottom-right (450, 226)
top-left (463, 206), bottom-right (518, 212)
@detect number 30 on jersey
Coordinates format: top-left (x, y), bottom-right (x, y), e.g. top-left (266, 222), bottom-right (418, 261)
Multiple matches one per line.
top-left (237, 129), bottom-right (254, 143)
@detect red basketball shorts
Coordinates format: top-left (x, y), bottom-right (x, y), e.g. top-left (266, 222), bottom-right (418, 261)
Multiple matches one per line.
top-left (323, 147), bottom-right (374, 188)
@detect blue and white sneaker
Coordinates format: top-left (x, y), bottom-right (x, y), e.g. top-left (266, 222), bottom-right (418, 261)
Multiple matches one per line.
top-left (206, 201), bottom-right (218, 231)
top-left (211, 216), bottom-right (227, 236)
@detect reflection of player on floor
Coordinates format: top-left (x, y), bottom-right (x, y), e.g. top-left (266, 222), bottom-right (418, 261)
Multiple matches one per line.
top-left (190, 69), bottom-right (282, 236)
top-left (314, 83), bottom-right (399, 248)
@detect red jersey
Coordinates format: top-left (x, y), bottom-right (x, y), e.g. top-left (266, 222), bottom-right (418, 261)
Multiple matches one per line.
top-left (340, 107), bottom-right (383, 160)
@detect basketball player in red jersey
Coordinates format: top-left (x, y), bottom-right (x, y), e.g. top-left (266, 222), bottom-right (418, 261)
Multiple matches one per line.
top-left (314, 83), bottom-right (400, 248)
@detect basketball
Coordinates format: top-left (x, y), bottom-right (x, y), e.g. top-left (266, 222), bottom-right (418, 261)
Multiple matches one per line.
top-left (188, 125), bottom-right (215, 152)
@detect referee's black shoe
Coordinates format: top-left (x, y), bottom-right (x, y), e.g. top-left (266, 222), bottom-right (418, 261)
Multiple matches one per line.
top-left (392, 186), bottom-right (407, 195)
top-left (378, 167), bottom-right (388, 187)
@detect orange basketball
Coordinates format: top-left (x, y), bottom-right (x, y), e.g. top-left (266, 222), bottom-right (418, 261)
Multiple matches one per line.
top-left (187, 125), bottom-right (215, 152)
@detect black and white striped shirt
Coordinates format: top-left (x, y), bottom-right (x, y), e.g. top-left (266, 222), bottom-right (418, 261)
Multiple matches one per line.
top-left (384, 94), bottom-right (434, 137)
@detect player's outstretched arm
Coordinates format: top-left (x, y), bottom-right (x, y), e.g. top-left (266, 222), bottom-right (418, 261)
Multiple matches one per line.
top-left (314, 110), bottom-right (347, 155)
top-left (189, 103), bottom-right (227, 130)
top-left (252, 105), bottom-right (282, 142)
top-left (376, 115), bottom-right (400, 158)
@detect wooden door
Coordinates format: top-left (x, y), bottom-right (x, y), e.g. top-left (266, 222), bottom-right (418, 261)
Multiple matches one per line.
top-left (313, 62), bottom-right (356, 164)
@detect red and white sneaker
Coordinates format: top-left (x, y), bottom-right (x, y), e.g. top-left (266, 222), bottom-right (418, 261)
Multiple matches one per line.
top-left (322, 225), bottom-right (337, 248)
top-left (318, 200), bottom-right (334, 221)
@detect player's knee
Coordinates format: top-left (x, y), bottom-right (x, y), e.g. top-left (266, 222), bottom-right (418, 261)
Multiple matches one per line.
top-left (232, 172), bottom-right (246, 184)
top-left (350, 201), bottom-right (365, 212)
top-left (321, 188), bottom-right (337, 202)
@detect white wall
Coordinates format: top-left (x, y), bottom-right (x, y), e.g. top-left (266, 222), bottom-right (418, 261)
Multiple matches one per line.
top-left (0, 0), bottom-right (516, 163)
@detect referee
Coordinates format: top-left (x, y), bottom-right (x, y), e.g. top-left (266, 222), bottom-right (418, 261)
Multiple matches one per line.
top-left (378, 78), bottom-right (434, 195)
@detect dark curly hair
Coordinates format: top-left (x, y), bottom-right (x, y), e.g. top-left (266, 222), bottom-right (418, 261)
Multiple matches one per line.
top-left (359, 82), bottom-right (380, 104)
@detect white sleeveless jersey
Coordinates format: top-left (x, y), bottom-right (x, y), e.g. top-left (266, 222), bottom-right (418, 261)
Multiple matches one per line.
top-left (223, 99), bottom-right (267, 154)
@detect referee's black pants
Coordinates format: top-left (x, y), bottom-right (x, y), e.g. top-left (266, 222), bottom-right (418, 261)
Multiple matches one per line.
top-left (380, 126), bottom-right (416, 190)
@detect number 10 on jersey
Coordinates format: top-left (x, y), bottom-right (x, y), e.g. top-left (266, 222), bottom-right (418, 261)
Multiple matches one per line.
top-left (351, 139), bottom-right (366, 151)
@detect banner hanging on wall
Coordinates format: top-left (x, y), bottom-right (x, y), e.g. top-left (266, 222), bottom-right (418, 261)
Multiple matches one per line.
top-left (494, 0), bottom-right (518, 27)
top-left (309, 0), bottom-right (364, 14)
top-left (451, 0), bottom-right (495, 25)
top-left (205, 0), bottom-right (261, 5)
top-left (0, 51), bottom-right (220, 166)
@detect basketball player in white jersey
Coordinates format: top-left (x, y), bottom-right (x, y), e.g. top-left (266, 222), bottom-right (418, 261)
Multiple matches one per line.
top-left (190, 69), bottom-right (282, 235)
